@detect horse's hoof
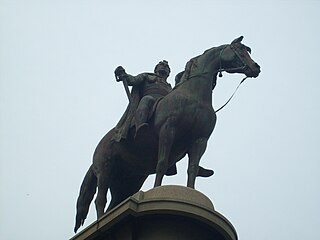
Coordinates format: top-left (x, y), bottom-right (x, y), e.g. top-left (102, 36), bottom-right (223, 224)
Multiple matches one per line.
top-left (197, 167), bottom-right (214, 177)
top-left (165, 164), bottom-right (178, 176)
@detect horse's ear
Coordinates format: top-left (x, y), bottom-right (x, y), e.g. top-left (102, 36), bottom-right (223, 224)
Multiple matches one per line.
top-left (231, 36), bottom-right (244, 44)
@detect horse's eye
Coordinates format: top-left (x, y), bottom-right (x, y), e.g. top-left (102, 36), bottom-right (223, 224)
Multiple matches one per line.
top-left (246, 47), bottom-right (251, 54)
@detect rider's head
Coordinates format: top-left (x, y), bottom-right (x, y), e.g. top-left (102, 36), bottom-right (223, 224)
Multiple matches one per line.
top-left (154, 60), bottom-right (170, 78)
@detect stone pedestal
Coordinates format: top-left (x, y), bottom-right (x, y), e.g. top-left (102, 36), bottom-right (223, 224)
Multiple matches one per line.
top-left (70, 185), bottom-right (237, 240)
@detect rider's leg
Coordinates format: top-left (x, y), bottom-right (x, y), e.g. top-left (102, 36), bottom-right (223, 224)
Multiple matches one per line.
top-left (135, 95), bottom-right (155, 133)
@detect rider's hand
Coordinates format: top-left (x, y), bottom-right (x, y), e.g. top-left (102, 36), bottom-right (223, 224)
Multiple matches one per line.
top-left (114, 66), bottom-right (126, 81)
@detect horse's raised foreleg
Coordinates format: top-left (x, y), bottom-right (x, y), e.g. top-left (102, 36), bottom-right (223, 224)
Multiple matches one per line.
top-left (187, 138), bottom-right (208, 188)
top-left (154, 117), bottom-right (175, 187)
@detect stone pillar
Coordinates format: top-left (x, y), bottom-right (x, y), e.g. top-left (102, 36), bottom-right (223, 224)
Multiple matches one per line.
top-left (70, 185), bottom-right (237, 240)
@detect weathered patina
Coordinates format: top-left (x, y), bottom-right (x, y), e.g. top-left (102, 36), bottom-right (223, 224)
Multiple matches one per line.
top-left (74, 36), bottom-right (260, 233)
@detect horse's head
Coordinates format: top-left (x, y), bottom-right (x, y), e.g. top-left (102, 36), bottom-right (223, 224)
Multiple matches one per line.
top-left (220, 36), bottom-right (261, 78)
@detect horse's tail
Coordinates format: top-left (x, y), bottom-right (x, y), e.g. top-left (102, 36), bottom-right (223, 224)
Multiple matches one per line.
top-left (74, 165), bottom-right (97, 233)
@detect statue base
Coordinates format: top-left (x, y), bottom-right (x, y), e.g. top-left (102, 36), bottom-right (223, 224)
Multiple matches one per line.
top-left (70, 185), bottom-right (237, 240)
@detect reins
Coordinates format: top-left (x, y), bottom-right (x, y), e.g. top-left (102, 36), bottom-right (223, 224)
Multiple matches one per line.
top-left (215, 44), bottom-right (249, 113)
top-left (215, 76), bottom-right (248, 113)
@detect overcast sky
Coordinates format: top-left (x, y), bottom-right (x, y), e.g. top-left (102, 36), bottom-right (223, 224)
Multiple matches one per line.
top-left (1, 1), bottom-right (319, 239)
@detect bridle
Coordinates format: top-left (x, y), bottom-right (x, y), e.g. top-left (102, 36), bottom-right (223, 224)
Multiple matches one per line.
top-left (218, 44), bottom-right (249, 77)
top-left (215, 44), bottom-right (249, 113)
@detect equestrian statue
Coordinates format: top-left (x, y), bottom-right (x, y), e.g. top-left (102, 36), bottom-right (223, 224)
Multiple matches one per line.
top-left (74, 36), bottom-right (261, 233)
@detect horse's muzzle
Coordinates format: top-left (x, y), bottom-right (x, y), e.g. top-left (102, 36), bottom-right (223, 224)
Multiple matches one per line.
top-left (246, 62), bottom-right (261, 78)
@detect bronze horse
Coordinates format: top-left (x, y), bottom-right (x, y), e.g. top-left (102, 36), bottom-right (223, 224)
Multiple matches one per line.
top-left (74, 36), bottom-right (260, 233)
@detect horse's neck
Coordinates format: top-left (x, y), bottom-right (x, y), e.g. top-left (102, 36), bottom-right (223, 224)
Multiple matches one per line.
top-left (186, 47), bottom-right (222, 79)
top-left (187, 51), bottom-right (220, 87)
top-left (174, 46), bottom-right (224, 102)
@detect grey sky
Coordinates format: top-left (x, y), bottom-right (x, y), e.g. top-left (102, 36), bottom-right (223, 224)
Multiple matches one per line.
top-left (1, 1), bottom-right (319, 239)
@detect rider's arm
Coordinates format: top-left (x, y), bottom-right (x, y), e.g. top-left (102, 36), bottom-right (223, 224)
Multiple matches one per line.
top-left (114, 66), bottom-right (146, 86)
top-left (124, 73), bottom-right (146, 86)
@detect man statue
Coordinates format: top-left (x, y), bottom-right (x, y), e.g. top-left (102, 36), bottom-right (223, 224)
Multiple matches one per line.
top-left (114, 60), bottom-right (172, 137)
top-left (113, 60), bottom-right (213, 177)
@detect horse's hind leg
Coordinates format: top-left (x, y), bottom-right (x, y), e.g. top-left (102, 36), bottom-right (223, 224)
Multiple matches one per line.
top-left (107, 175), bottom-right (148, 211)
top-left (187, 138), bottom-right (208, 188)
top-left (94, 159), bottom-right (113, 218)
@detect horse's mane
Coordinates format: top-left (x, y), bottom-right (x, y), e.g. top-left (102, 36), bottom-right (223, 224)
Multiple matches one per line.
top-left (174, 45), bottom-right (224, 90)
top-left (173, 57), bottom-right (197, 89)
